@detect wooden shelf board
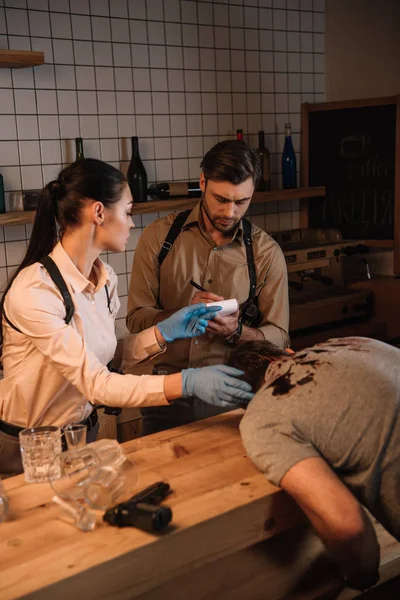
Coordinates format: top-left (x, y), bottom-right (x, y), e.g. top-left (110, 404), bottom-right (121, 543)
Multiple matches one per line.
top-left (0, 211), bottom-right (36, 226)
top-left (0, 49), bottom-right (45, 68)
top-left (0, 188), bottom-right (326, 226)
top-left (131, 186), bottom-right (327, 216)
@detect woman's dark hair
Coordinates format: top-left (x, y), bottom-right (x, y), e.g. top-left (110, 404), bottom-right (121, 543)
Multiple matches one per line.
top-left (227, 340), bottom-right (290, 393)
top-left (200, 140), bottom-right (261, 187)
top-left (0, 158), bottom-right (126, 341)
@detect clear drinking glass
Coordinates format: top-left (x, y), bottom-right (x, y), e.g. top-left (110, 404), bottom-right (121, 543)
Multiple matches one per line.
top-left (19, 426), bottom-right (62, 483)
top-left (49, 448), bottom-right (100, 532)
top-left (88, 439), bottom-right (126, 468)
top-left (84, 457), bottom-right (137, 510)
top-left (49, 442), bottom-right (138, 528)
top-left (63, 423), bottom-right (87, 450)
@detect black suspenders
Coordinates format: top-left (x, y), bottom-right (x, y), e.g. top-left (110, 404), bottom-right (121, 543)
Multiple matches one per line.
top-left (158, 210), bottom-right (192, 267)
top-left (241, 217), bottom-right (258, 311)
top-left (157, 211), bottom-right (260, 325)
top-left (40, 256), bottom-right (75, 324)
top-left (3, 256), bottom-right (112, 335)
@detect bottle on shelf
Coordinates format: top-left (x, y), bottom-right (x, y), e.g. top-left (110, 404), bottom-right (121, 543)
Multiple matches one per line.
top-left (282, 123), bottom-right (297, 189)
top-left (0, 173), bottom-right (5, 214)
top-left (75, 137), bottom-right (84, 161)
top-left (236, 129), bottom-right (244, 141)
top-left (127, 136), bottom-right (148, 203)
top-left (256, 130), bottom-right (271, 192)
top-left (147, 181), bottom-right (201, 200)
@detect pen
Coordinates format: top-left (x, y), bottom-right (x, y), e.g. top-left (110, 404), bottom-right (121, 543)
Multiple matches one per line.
top-left (190, 279), bottom-right (207, 292)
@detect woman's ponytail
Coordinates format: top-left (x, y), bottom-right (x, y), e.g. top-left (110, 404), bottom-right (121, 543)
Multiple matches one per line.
top-left (27, 180), bottom-right (59, 265)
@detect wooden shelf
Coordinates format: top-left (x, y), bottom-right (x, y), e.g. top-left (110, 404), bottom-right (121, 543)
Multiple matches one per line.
top-left (0, 49), bottom-right (45, 68)
top-left (131, 186), bottom-right (327, 216)
top-left (0, 211), bottom-right (36, 226)
top-left (0, 187), bottom-right (326, 227)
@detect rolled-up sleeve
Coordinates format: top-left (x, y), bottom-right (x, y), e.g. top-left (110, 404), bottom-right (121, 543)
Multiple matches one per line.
top-left (6, 272), bottom-right (169, 408)
top-left (255, 236), bottom-right (290, 348)
top-left (120, 327), bottom-right (166, 371)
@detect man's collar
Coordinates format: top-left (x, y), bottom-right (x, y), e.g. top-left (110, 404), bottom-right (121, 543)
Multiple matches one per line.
top-left (50, 242), bottom-right (110, 294)
top-left (182, 201), bottom-right (245, 242)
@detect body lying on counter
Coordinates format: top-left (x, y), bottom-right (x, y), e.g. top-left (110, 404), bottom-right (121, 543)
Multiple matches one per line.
top-left (1, 410), bottom-right (400, 600)
top-left (231, 336), bottom-right (400, 592)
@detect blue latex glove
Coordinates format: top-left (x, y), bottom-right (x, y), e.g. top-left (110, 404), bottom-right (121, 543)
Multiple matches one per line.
top-left (156, 303), bottom-right (222, 343)
top-left (181, 365), bottom-right (254, 408)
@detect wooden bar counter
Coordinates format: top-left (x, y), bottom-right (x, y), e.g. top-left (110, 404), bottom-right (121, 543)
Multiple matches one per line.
top-left (1, 411), bottom-right (399, 600)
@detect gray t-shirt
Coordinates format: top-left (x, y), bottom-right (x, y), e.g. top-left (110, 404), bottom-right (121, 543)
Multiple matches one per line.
top-left (240, 337), bottom-right (400, 541)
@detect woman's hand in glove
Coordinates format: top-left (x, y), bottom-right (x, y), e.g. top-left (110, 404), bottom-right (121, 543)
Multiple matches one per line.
top-left (156, 303), bottom-right (221, 343)
top-left (181, 365), bottom-right (254, 408)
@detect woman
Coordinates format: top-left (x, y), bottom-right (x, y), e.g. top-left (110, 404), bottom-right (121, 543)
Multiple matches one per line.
top-left (0, 159), bottom-right (252, 475)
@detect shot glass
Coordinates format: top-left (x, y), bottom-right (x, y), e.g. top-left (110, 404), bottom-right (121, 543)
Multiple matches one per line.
top-left (63, 423), bottom-right (87, 451)
top-left (19, 426), bottom-right (62, 483)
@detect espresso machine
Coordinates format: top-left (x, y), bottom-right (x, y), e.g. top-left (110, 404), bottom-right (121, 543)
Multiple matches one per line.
top-left (271, 229), bottom-right (372, 334)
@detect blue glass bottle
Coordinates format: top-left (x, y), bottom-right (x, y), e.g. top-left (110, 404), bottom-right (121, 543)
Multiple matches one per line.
top-left (282, 122), bottom-right (297, 189)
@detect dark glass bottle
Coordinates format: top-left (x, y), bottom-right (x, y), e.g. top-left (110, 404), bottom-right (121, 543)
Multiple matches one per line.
top-left (0, 173), bottom-right (5, 214)
top-left (127, 137), bottom-right (148, 203)
top-left (282, 123), bottom-right (297, 189)
top-left (75, 137), bottom-right (84, 161)
top-left (236, 129), bottom-right (244, 141)
top-left (256, 130), bottom-right (271, 192)
top-left (147, 181), bottom-right (201, 200)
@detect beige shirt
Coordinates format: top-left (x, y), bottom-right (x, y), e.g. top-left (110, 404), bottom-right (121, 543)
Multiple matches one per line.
top-left (127, 203), bottom-right (289, 373)
top-left (0, 243), bottom-right (168, 428)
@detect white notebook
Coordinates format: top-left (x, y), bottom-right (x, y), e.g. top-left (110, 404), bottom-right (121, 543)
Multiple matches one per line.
top-left (206, 298), bottom-right (239, 317)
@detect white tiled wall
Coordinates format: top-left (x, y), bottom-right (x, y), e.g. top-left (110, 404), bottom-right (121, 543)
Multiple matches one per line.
top-left (0, 0), bottom-right (325, 339)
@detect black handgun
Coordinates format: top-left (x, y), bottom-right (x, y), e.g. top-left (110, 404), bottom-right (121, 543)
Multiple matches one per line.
top-left (103, 481), bottom-right (172, 533)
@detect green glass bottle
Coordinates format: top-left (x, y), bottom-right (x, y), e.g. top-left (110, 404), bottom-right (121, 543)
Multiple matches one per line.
top-left (75, 137), bottom-right (84, 161)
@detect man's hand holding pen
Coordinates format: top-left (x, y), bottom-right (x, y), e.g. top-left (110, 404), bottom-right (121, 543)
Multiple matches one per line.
top-left (206, 309), bottom-right (239, 338)
top-left (190, 289), bottom-right (222, 305)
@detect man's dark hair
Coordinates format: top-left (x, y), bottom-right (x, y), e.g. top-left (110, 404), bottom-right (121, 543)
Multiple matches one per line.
top-left (200, 140), bottom-right (261, 187)
top-left (227, 341), bottom-right (290, 393)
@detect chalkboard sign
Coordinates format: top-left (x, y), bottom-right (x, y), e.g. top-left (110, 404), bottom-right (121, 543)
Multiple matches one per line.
top-left (302, 97), bottom-right (399, 245)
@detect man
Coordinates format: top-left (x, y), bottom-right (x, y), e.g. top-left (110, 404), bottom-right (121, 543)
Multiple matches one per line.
top-left (231, 337), bottom-right (400, 592)
top-left (127, 140), bottom-right (289, 435)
